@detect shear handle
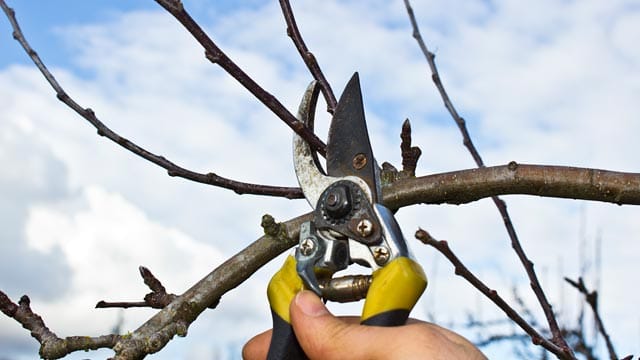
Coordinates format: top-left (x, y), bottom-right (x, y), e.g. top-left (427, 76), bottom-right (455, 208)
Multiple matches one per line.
top-left (266, 256), bottom-right (306, 360)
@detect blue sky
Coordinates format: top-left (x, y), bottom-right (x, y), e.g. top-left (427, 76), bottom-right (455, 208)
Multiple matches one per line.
top-left (1, 1), bottom-right (639, 359)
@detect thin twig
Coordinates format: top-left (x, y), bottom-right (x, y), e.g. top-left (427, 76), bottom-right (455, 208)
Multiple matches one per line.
top-left (403, 1), bottom-right (573, 354)
top-left (94, 266), bottom-right (220, 310)
top-left (278, 0), bottom-right (338, 114)
top-left (565, 277), bottom-right (620, 360)
top-left (154, 0), bottom-right (327, 156)
top-left (0, 292), bottom-right (120, 359)
top-left (415, 229), bottom-right (572, 359)
top-left (0, 0), bottom-right (303, 199)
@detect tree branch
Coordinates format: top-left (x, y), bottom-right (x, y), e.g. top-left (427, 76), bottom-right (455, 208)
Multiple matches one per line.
top-left (0, 0), bottom-right (304, 199)
top-left (278, 0), bottom-right (338, 114)
top-left (414, 229), bottom-right (572, 359)
top-left (565, 277), bottom-right (622, 360)
top-left (3, 1), bottom-right (640, 359)
top-left (403, 3), bottom-right (592, 354)
top-left (153, 0), bottom-right (327, 156)
top-left (0, 292), bottom-right (121, 359)
top-left (94, 266), bottom-right (216, 310)
top-left (2, 161), bottom-right (640, 357)
top-left (109, 213), bottom-right (309, 359)
top-left (383, 162), bottom-right (640, 209)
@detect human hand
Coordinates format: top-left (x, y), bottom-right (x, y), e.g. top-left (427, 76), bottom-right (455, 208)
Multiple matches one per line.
top-left (243, 290), bottom-right (487, 360)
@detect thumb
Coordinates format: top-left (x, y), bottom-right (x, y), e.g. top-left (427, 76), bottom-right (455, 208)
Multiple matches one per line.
top-left (289, 291), bottom-right (385, 360)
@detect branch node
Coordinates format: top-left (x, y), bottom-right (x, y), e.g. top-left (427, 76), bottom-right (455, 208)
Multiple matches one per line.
top-left (261, 214), bottom-right (287, 239)
top-left (380, 162), bottom-right (399, 187)
top-left (176, 320), bottom-right (188, 337)
top-left (55, 92), bottom-right (69, 102)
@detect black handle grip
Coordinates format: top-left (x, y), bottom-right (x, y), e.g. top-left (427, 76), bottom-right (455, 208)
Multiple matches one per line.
top-left (266, 310), bottom-right (306, 360)
top-left (266, 256), bottom-right (307, 359)
top-left (361, 309), bottom-right (410, 327)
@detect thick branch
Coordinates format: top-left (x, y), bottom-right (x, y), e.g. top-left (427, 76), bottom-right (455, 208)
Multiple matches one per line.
top-left (278, 0), bottom-right (338, 114)
top-left (154, 0), bottom-right (327, 156)
top-left (383, 162), bottom-right (640, 209)
top-left (403, 0), bottom-right (571, 352)
top-left (0, 0), bottom-right (303, 199)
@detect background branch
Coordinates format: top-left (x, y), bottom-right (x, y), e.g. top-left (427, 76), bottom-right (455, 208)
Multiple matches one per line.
top-left (414, 229), bottom-right (572, 359)
top-left (154, 0), bottom-right (327, 156)
top-left (0, 292), bottom-right (120, 359)
top-left (278, 0), bottom-right (338, 114)
top-left (0, 0), bottom-right (303, 199)
top-left (403, 2), bottom-right (593, 354)
top-left (565, 277), bottom-right (621, 360)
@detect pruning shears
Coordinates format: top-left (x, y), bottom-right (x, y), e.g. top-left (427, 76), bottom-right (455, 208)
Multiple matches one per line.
top-left (266, 73), bottom-right (427, 359)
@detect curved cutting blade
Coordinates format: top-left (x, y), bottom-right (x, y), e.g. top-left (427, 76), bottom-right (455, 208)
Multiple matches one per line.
top-left (293, 81), bottom-right (338, 208)
top-left (327, 73), bottom-right (380, 201)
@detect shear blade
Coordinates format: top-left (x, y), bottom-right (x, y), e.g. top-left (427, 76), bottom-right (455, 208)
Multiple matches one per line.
top-left (293, 81), bottom-right (338, 208)
top-left (327, 72), bottom-right (379, 201)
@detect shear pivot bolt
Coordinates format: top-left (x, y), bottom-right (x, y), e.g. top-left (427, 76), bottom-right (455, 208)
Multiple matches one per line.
top-left (373, 246), bottom-right (390, 265)
top-left (324, 184), bottom-right (352, 219)
top-left (356, 219), bottom-right (374, 237)
top-left (300, 237), bottom-right (316, 256)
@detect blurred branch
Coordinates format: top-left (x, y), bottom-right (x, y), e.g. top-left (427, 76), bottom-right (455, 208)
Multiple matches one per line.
top-left (565, 277), bottom-right (621, 360)
top-left (278, 0), bottom-right (338, 114)
top-left (415, 229), bottom-right (572, 359)
top-left (0, 0), bottom-right (304, 199)
top-left (153, 0), bottom-right (327, 156)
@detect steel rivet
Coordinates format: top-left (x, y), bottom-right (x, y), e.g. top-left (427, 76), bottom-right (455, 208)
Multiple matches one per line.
top-left (300, 237), bottom-right (316, 256)
top-left (373, 246), bottom-right (390, 265)
top-left (356, 219), bottom-right (373, 237)
top-left (352, 153), bottom-right (367, 170)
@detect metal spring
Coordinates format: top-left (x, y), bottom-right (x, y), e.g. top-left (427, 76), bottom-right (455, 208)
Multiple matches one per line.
top-left (318, 274), bottom-right (372, 303)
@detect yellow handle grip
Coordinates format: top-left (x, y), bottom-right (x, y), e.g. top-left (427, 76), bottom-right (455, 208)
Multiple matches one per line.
top-left (361, 257), bottom-right (427, 325)
top-left (266, 256), bottom-right (306, 360)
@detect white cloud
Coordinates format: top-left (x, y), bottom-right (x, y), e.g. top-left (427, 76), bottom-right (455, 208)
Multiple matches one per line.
top-left (21, 185), bottom-right (223, 332)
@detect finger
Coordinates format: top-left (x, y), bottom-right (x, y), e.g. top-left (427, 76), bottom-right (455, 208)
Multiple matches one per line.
top-left (242, 329), bottom-right (272, 360)
top-left (290, 291), bottom-right (388, 360)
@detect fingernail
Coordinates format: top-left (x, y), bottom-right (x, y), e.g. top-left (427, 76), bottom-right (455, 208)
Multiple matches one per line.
top-left (295, 290), bottom-right (328, 317)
